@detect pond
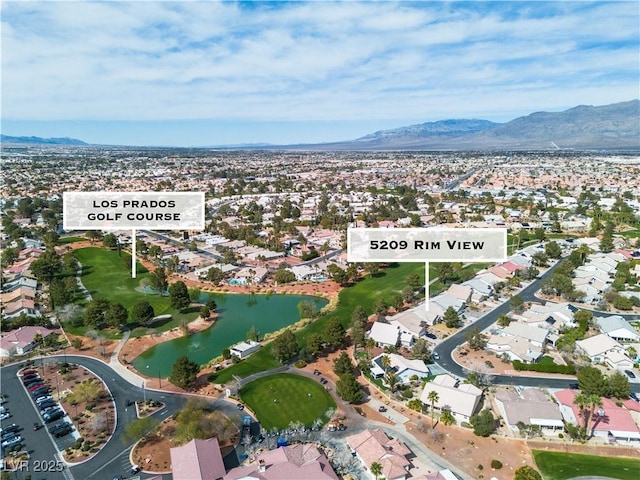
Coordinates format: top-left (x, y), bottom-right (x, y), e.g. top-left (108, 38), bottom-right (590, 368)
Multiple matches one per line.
top-left (131, 293), bottom-right (328, 377)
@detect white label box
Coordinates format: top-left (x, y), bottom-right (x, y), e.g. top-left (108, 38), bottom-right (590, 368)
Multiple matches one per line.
top-left (63, 192), bottom-right (205, 230)
top-left (347, 227), bottom-right (507, 263)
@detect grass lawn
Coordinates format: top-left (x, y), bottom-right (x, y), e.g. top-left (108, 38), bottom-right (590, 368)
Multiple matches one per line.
top-left (72, 247), bottom-right (198, 334)
top-left (212, 262), bottom-right (426, 384)
top-left (239, 373), bottom-right (336, 430)
top-left (533, 450), bottom-right (640, 480)
top-left (57, 236), bottom-right (87, 244)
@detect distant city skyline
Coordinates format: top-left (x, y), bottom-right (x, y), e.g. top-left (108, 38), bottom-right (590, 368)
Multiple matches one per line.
top-left (2, 1), bottom-right (638, 147)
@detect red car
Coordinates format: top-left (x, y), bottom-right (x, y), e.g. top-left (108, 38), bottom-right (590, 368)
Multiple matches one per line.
top-left (28, 383), bottom-right (46, 392)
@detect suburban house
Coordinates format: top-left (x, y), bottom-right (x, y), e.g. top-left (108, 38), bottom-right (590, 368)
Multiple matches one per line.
top-left (233, 266), bottom-right (268, 285)
top-left (370, 353), bottom-right (430, 384)
top-left (430, 293), bottom-right (465, 315)
top-left (445, 284), bottom-right (473, 303)
top-left (224, 443), bottom-right (339, 480)
top-left (518, 302), bottom-right (576, 330)
top-left (494, 387), bottom-right (564, 434)
top-left (554, 389), bottom-right (640, 444)
top-left (596, 315), bottom-right (640, 343)
top-left (229, 340), bottom-right (261, 359)
top-left (388, 306), bottom-right (428, 341)
top-left (345, 429), bottom-right (412, 480)
top-left (575, 334), bottom-right (633, 370)
top-left (485, 334), bottom-right (543, 363)
top-left (169, 437), bottom-right (226, 480)
top-left (460, 277), bottom-right (493, 302)
top-left (412, 471), bottom-right (458, 480)
top-left (368, 322), bottom-right (401, 348)
top-left (0, 326), bottom-right (55, 357)
top-left (420, 374), bottom-right (483, 421)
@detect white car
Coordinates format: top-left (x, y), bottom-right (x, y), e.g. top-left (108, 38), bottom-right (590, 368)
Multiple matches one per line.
top-left (1, 435), bottom-right (21, 448)
top-left (0, 412), bottom-right (11, 421)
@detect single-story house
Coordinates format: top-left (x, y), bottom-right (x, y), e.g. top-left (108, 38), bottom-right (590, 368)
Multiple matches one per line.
top-left (388, 306), bottom-right (428, 340)
top-left (224, 443), bottom-right (339, 480)
top-left (370, 353), bottom-right (430, 384)
top-left (575, 334), bottom-right (626, 363)
top-left (346, 429), bottom-right (412, 480)
top-left (229, 340), bottom-right (261, 359)
top-left (596, 315), bottom-right (640, 343)
top-left (420, 374), bottom-right (483, 422)
top-left (494, 387), bottom-right (564, 434)
top-left (368, 322), bottom-right (401, 348)
top-left (554, 389), bottom-right (640, 444)
top-left (170, 437), bottom-right (226, 480)
top-left (0, 326), bottom-right (54, 357)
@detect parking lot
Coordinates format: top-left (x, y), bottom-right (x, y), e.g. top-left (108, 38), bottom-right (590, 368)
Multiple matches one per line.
top-left (1, 363), bottom-right (73, 480)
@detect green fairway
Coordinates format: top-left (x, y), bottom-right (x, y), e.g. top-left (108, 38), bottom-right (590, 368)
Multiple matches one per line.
top-left (57, 236), bottom-right (87, 244)
top-left (72, 248), bottom-right (197, 332)
top-left (533, 450), bottom-right (640, 480)
top-left (239, 373), bottom-right (336, 430)
top-left (212, 262), bottom-right (425, 383)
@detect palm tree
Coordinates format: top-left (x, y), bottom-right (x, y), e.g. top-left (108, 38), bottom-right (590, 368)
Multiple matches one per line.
top-left (385, 371), bottom-right (398, 393)
top-left (573, 393), bottom-right (589, 434)
top-left (370, 461), bottom-right (383, 480)
top-left (585, 394), bottom-right (603, 438)
top-left (440, 405), bottom-right (455, 426)
top-left (427, 390), bottom-right (440, 424)
top-left (381, 355), bottom-right (391, 375)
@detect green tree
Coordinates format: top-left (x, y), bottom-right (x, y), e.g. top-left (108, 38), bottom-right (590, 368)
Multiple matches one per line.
top-left (385, 370), bottom-right (399, 393)
top-left (336, 371), bottom-right (362, 403)
top-left (544, 241), bottom-right (562, 259)
top-left (497, 314), bottom-right (511, 327)
top-left (464, 326), bottom-right (488, 350)
top-left (577, 365), bottom-right (607, 396)
top-left (509, 294), bottom-right (525, 313)
top-left (514, 466), bottom-right (542, 480)
top-left (274, 269), bottom-right (296, 284)
top-left (271, 329), bottom-right (299, 364)
top-left (607, 371), bottom-right (630, 399)
top-left (122, 416), bottom-right (159, 444)
top-left (149, 267), bottom-right (168, 294)
top-left (70, 337), bottom-right (84, 349)
top-left (407, 273), bottom-right (420, 290)
top-left (83, 298), bottom-right (110, 327)
top-left (599, 221), bottom-right (614, 253)
top-left (440, 406), bottom-right (456, 426)
top-left (30, 248), bottom-right (62, 283)
top-left (169, 281), bottom-right (191, 310)
top-left (443, 306), bottom-right (460, 328)
top-left (168, 355), bottom-right (200, 389)
top-left (433, 262), bottom-right (455, 283)
top-left (333, 352), bottom-right (354, 377)
top-left (531, 251), bottom-right (549, 267)
top-left (102, 233), bottom-right (118, 248)
top-left (297, 300), bottom-right (317, 319)
top-left (105, 302), bottom-right (128, 327)
top-left (206, 267), bottom-right (225, 284)
top-left (200, 305), bottom-right (210, 319)
top-left (324, 317), bottom-right (346, 348)
top-left (469, 409), bottom-right (496, 437)
top-left (306, 333), bottom-right (324, 357)
top-left (410, 337), bottom-right (431, 361)
top-left (131, 300), bottom-right (155, 324)
top-left (205, 298), bottom-right (217, 312)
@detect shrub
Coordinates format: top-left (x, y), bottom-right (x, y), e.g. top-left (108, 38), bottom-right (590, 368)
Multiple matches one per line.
top-left (490, 460), bottom-right (502, 469)
top-left (294, 360), bottom-right (307, 368)
top-left (477, 464), bottom-right (484, 470)
top-left (512, 360), bottom-right (576, 374)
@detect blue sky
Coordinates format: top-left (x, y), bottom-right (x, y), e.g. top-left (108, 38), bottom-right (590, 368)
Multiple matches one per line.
top-left (2, 1), bottom-right (638, 146)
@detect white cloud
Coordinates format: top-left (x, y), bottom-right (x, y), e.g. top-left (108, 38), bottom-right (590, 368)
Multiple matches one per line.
top-left (1, 1), bottom-right (638, 124)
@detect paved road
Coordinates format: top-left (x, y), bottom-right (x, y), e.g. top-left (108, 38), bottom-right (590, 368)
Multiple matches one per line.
top-left (2, 355), bottom-right (252, 480)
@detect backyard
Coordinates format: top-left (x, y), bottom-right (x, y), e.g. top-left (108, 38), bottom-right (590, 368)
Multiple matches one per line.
top-left (239, 373), bottom-right (336, 430)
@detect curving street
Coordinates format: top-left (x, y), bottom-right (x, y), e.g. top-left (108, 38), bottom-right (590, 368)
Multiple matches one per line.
top-left (432, 260), bottom-right (640, 394)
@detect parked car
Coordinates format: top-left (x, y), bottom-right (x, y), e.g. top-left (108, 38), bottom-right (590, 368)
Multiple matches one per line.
top-left (21, 369), bottom-right (37, 376)
top-left (624, 370), bottom-right (636, 379)
top-left (43, 410), bottom-right (65, 423)
top-left (630, 392), bottom-right (639, 402)
top-left (378, 406), bottom-right (387, 412)
top-left (48, 421), bottom-right (69, 434)
top-left (28, 383), bottom-right (46, 392)
top-left (53, 425), bottom-right (72, 438)
top-left (40, 406), bottom-right (60, 416)
top-left (35, 395), bottom-right (53, 404)
top-left (22, 374), bottom-right (39, 383)
top-left (23, 377), bottom-right (42, 386)
top-left (1, 435), bottom-right (22, 448)
top-left (432, 352), bottom-right (440, 361)
top-left (236, 403), bottom-right (245, 410)
top-left (313, 369), bottom-right (321, 375)
top-left (0, 424), bottom-right (20, 435)
top-left (31, 389), bottom-right (50, 399)
top-left (38, 400), bottom-right (57, 410)
top-left (320, 377), bottom-right (328, 385)
top-left (0, 412), bottom-right (11, 421)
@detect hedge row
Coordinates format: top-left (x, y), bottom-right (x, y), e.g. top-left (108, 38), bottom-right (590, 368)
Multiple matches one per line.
top-left (513, 360), bottom-right (576, 374)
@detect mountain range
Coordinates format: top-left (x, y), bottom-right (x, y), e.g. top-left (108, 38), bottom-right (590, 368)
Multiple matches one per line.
top-left (1, 100), bottom-right (638, 150)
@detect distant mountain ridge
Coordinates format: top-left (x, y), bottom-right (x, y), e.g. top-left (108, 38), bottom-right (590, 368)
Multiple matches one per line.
top-left (1, 135), bottom-right (87, 145)
top-left (2, 100), bottom-right (638, 150)
top-left (292, 99), bottom-right (640, 151)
